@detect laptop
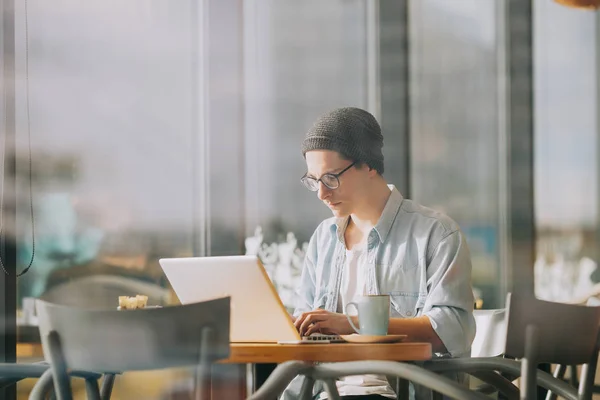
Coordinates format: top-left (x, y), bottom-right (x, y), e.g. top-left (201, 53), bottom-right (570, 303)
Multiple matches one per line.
top-left (159, 255), bottom-right (342, 343)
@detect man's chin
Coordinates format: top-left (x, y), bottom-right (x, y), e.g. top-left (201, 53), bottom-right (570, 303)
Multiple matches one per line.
top-left (330, 208), bottom-right (349, 218)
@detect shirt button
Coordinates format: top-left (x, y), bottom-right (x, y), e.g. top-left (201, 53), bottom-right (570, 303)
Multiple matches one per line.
top-left (406, 311), bottom-right (412, 316)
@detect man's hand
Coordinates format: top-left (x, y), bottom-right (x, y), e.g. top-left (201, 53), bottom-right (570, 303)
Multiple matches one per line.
top-left (294, 309), bottom-right (357, 336)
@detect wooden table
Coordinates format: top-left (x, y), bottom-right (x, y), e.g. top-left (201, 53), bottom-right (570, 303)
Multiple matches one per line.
top-left (18, 341), bottom-right (433, 399)
top-left (18, 341), bottom-right (433, 363)
top-left (224, 342), bottom-right (432, 363)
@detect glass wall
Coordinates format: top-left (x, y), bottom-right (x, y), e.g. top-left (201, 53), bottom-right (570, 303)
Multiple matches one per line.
top-left (240, 0), bottom-right (377, 308)
top-left (409, 0), bottom-right (505, 308)
top-left (13, 1), bottom-right (197, 307)
top-left (8, 0), bottom-right (408, 397)
top-left (238, 0), bottom-right (411, 309)
top-left (242, 0), bottom-right (371, 244)
top-left (12, 1), bottom-right (200, 398)
top-left (7, 0), bottom-right (518, 318)
top-left (533, 0), bottom-right (599, 304)
top-left (6, 0), bottom-right (597, 397)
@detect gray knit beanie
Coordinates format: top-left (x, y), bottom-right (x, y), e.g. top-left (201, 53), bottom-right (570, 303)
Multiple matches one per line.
top-left (301, 107), bottom-right (384, 174)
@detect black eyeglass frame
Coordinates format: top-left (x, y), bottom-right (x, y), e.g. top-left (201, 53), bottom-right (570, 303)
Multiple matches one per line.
top-left (300, 161), bottom-right (357, 191)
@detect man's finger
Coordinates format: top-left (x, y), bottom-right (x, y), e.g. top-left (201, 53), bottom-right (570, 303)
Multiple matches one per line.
top-left (301, 314), bottom-right (329, 336)
top-left (304, 322), bottom-right (322, 337)
top-left (294, 314), bottom-right (304, 329)
top-left (296, 310), bottom-right (323, 330)
top-left (299, 314), bottom-right (319, 336)
top-left (295, 310), bottom-right (329, 333)
top-left (294, 311), bottom-right (312, 329)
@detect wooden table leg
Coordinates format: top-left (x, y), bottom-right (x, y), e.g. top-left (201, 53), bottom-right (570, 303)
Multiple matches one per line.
top-left (395, 377), bottom-right (409, 399)
top-left (252, 363), bottom-right (277, 392)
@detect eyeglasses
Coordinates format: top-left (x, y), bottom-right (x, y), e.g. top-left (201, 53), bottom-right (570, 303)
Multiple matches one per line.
top-left (300, 162), bottom-right (356, 191)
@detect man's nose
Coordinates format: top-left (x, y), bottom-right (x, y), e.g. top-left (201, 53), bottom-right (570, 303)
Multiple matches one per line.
top-left (317, 182), bottom-right (332, 200)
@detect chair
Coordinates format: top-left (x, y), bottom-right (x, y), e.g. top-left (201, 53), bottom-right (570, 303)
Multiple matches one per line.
top-left (465, 308), bottom-right (515, 396)
top-left (425, 293), bottom-right (600, 400)
top-left (1, 361), bottom-right (113, 400)
top-left (248, 360), bottom-right (491, 400)
top-left (32, 296), bottom-right (231, 400)
top-left (470, 308), bottom-right (507, 359)
top-left (40, 274), bottom-right (171, 309)
top-left (0, 362), bottom-right (49, 390)
top-left (2, 354), bottom-right (120, 399)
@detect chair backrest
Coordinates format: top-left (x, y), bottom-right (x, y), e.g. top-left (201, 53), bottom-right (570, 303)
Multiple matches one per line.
top-left (504, 292), bottom-right (600, 365)
top-left (36, 297), bottom-right (230, 373)
top-left (471, 308), bottom-right (507, 358)
top-left (40, 275), bottom-right (171, 309)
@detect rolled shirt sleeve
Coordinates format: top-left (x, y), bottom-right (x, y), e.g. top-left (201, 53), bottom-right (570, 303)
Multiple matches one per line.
top-left (422, 230), bottom-right (476, 357)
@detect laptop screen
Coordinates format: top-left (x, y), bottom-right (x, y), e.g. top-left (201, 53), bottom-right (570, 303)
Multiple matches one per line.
top-left (159, 255), bottom-right (301, 342)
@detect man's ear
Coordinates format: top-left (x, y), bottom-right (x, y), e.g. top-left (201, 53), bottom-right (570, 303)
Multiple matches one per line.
top-left (367, 166), bottom-right (378, 178)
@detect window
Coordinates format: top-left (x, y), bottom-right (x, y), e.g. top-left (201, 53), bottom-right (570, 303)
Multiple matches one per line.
top-left (533, 0), bottom-right (598, 303)
top-left (409, 0), bottom-right (505, 308)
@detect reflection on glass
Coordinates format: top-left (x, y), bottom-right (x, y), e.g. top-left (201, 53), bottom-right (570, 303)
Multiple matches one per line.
top-left (238, 1), bottom-right (413, 303)
top-left (409, 0), bottom-right (503, 308)
top-left (242, 0), bottom-right (372, 245)
top-left (14, 1), bottom-right (196, 310)
top-left (534, 0), bottom-right (599, 304)
top-left (13, 2), bottom-right (198, 397)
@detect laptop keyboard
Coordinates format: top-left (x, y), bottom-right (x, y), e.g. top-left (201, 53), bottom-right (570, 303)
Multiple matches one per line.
top-left (302, 333), bottom-right (345, 343)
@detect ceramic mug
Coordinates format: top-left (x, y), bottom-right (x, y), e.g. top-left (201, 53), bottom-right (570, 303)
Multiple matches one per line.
top-left (345, 295), bottom-right (390, 336)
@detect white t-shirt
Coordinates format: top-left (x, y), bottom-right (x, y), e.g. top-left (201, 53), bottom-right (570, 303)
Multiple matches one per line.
top-left (319, 247), bottom-right (396, 399)
top-left (339, 247), bottom-right (368, 312)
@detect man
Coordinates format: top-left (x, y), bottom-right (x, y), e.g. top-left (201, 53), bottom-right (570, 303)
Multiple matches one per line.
top-left (290, 107), bottom-right (475, 399)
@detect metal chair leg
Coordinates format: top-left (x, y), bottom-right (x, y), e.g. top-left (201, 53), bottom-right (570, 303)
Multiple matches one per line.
top-left (569, 365), bottom-right (578, 387)
top-left (100, 374), bottom-right (116, 400)
top-left (195, 327), bottom-right (214, 400)
top-left (298, 376), bottom-right (315, 400)
top-left (321, 378), bottom-right (341, 400)
top-left (545, 363), bottom-right (566, 400)
top-left (84, 377), bottom-right (102, 400)
top-left (46, 330), bottom-right (73, 400)
top-left (521, 325), bottom-right (540, 400)
top-left (29, 369), bottom-right (55, 400)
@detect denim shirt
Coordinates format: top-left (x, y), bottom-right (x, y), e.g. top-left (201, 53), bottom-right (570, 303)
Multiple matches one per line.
top-left (293, 185), bottom-right (476, 357)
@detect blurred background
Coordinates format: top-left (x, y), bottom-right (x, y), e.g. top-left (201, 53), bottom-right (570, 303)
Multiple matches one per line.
top-left (1, 0), bottom-right (599, 398)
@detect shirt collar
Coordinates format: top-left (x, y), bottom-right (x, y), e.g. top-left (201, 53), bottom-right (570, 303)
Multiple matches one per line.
top-left (372, 185), bottom-right (403, 243)
top-left (329, 185), bottom-right (404, 244)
